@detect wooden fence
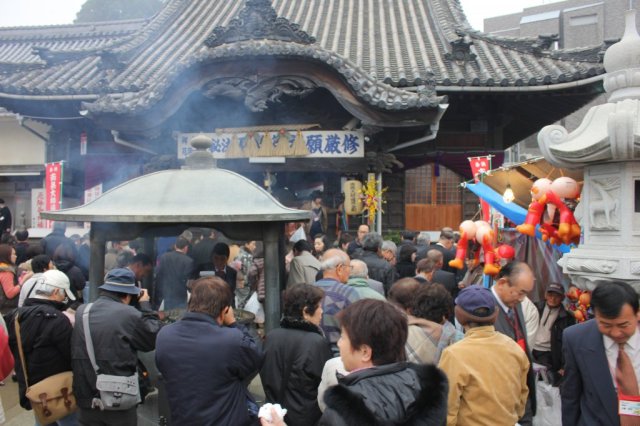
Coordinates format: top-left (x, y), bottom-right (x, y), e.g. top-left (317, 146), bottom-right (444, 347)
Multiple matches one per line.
top-left (405, 204), bottom-right (462, 231)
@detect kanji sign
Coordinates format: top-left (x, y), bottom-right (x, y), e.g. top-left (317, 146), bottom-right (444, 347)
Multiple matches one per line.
top-left (177, 131), bottom-right (365, 159)
top-left (31, 188), bottom-right (46, 228)
top-left (45, 162), bottom-right (63, 228)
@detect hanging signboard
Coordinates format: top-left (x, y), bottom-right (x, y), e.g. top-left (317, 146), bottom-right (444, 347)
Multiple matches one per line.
top-left (176, 130), bottom-right (365, 160)
top-left (343, 180), bottom-right (364, 215)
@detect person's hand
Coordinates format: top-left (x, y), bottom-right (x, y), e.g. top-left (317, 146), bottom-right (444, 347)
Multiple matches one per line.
top-left (138, 289), bottom-right (149, 303)
top-left (260, 407), bottom-right (287, 426)
top-left (223, 306), bottom-right (235, 326)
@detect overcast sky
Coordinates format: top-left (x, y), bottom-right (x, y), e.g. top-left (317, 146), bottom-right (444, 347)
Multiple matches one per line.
top-left (0, 0), bottom-right (564, 30)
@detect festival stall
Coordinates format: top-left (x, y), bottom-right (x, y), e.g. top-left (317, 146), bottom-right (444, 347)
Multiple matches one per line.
top-left (458, 157), bottom-right (585, 304)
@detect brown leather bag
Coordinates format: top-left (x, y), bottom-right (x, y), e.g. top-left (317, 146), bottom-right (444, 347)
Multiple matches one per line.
top-left (15, 313), bottom-right (77, 424)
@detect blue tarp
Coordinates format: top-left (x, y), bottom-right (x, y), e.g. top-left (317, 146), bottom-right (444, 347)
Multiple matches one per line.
top-left (465, 182), bottom-right (571, 253)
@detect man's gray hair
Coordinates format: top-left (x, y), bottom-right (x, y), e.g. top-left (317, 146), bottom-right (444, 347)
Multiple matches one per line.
top-left (381, 240), bottom-right (397, 253)
top-left (362, 232), bottom-right (383, 252)
top-left (321, 250), bottom-right (349, 271)
top-left (416, 232), bottom-right (431, 246)
top-left (349, 259), bottom-right (368, 279)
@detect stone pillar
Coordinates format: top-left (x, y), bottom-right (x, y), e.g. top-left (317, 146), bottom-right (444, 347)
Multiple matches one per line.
top-left (263, 222), bottom-right (282, 333)
top-left (89, 224), bottom-right (106, 302)
top-left (537, 9), bottom-right (640, 292)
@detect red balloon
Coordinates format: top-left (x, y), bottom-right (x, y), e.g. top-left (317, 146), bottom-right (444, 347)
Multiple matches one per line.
top-left (497, 244), bottom-right (515, 260)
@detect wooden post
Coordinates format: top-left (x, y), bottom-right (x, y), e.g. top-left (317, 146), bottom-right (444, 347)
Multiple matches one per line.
top-left (142, 237), bottom-right (155, 295)
top-left (263, 222), bottom-right (282, 333)
top-left (431, 163), bottom-right (437, 205)
top-left (88, 224), bottom-right (106, 302)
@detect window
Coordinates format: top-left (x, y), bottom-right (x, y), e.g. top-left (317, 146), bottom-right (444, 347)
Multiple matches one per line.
top-left (570, 14), bottom-right (598, 26)
top-left (405, 164), bottom-right (462, 205)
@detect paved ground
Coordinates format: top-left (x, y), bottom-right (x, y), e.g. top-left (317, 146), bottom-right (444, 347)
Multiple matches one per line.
top-left (0, 354), bottom-right (266, 426)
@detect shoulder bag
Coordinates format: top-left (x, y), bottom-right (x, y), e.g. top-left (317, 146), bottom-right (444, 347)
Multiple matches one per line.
top-left (82, 303), bottom-right (140, 411)
top-left (14, 313), bottom-right (76, 424)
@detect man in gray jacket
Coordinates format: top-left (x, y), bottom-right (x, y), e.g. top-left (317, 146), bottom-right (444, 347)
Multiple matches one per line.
top-left (72, 268), bottom-right (163, 426)
top-left (287, 240), bottom-right (321, 286)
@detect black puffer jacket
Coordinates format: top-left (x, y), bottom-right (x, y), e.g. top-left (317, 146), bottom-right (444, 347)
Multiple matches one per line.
top-left (54, 259), bottom-right (86, 303)
top-left (260, 317), bottom-right (332, 426)
top-left (319, 362), bottom-right (448, 426)
top-left (71, 293), bottom-right (163, 409)
top-left (7, 298), bottom-right (73, 409)
top-left (360, 251), bottom-right (397, 295)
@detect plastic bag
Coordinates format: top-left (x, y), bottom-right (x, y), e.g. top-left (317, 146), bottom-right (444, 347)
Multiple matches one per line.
top-left (244, 292), bottom-right (264, 324)
top-left (532, 369), bottom-right (561, 426)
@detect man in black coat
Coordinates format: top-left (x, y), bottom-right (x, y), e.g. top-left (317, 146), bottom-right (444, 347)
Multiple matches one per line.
top-left (197, 242), bottom-right (237, 306)
top-left (154, 236), bottom-right (194, 316)
top-left (359, 232), bottom-right (396, 295)
top-left (156, 277), bottom-right (263, 426)
top-left (41, 222), bottom-right (72, 259)
top-left (8, 270), bottom-right (76, 416)
top-left (427, 249), bottom-right (458, 300)
top-left (532, 283), bottom-right (575, 386)
top-left (0, 199), bottom-right (11, 234)
top-left (428, 229), bottom-right (456, 274)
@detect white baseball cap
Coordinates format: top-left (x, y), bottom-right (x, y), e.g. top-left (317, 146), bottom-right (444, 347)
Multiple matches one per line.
top-left (38, 270), bottom-right (76, 301)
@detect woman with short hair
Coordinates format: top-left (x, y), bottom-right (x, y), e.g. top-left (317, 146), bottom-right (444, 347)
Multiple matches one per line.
top-left (319, 299), bottom-right (448, 425)
top-left (260, 283), bottom-right (332, 426)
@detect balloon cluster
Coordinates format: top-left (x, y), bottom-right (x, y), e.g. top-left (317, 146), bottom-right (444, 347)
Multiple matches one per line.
top-left (566, 285), bottom-right (592, 323)
top-left (516, 177), bottom-right (581, 245)
top-left (449, 220), bottom-right (516, 276)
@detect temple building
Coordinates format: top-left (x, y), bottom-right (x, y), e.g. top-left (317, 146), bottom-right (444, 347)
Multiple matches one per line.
top-left (0, 0), bottom-right (608, 235)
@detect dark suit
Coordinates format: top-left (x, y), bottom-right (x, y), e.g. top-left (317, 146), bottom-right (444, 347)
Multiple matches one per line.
top-left (493, 300), bottom-right (537, 424)
top-left (428, 243), bottom-right (456, 274)
top-left (562, 320), bottom-right (618, 426)
top-left (197, 263), bottom-right (238, 294)
top-left (432, 270), bottom-right (458, 299)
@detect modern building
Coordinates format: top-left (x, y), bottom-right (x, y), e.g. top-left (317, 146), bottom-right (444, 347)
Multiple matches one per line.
top-left (0, 0), bottom-right (606, 234)
top-left (485, 0), bottom-right (628, 163)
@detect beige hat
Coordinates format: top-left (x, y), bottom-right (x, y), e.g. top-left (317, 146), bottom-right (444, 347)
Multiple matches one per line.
top-left (38, 270), bottom-right (76, 301)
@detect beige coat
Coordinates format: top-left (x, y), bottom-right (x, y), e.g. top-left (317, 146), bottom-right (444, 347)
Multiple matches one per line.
top-left (438, 326), bottom-right (529, 426)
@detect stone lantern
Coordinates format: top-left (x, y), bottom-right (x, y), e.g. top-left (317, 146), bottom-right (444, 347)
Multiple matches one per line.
top-left (538, 9), bottom-right (640, 292)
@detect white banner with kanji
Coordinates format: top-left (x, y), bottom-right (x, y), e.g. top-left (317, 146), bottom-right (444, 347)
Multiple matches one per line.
top-left (84, 183), bottom-right (103, 228)
top-left (31, 188), bottom-right (46, 228)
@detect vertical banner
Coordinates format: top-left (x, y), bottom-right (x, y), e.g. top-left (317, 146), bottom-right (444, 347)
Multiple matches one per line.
top-left (45, 162), bottom-right (63, 228)
top-left (84, 183), bottom-right (103, 228)
top-left (31, 188), bottom-right (46, 228)
top-left (468, 156), bottom-right (492, 222)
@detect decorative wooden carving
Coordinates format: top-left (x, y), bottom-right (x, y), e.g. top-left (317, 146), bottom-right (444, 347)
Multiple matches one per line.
top-left (204, 0), bottom-right (315, 48)
top-left (203, 75), bottom-right (317, 112)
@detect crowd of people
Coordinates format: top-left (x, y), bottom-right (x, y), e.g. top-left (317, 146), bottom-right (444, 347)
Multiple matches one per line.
top-left (0, 220), bottom-right (637, 426)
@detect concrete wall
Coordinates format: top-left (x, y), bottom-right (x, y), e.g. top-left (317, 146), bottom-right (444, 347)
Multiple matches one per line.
top-left (0, 115), bottom-right (47, 166)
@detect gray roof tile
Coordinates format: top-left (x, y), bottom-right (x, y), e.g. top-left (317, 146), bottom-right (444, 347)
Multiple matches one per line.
top-left (0, 0), bottom-right (605, 110)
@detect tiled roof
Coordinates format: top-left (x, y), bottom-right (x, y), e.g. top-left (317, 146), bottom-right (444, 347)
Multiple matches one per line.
top-left (0, 0), bottom-right (605, 111)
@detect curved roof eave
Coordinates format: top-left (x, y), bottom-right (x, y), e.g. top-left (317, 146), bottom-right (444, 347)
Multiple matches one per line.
top-left (40, 167), bottom-right (311, 224)
top-left (80, 40), bottom-right (444, 116)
